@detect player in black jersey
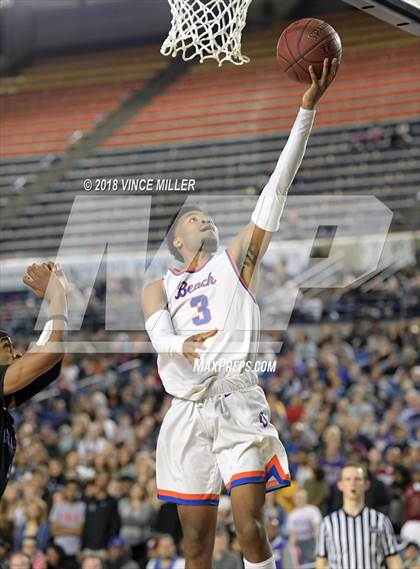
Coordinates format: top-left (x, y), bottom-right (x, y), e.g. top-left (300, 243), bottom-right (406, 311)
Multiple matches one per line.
top-left (0, 262), bottom-right (68, 498)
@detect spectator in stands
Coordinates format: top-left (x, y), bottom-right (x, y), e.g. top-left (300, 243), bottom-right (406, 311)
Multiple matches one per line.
top-left (213, 527), bottom-right (242, 569)
top-left (82, 471), bottom-right (121, 556)
top-left (390, 123), bottom-right (413, 149)
top-left (44, 543), bottom-right (70, 569)
top-left (9, 552), bottom-right (31, 569)
top-left (353, 123), bottom-right (386, 150)
top-left (320, 426), bottom-right (345, 510)
top-left (152, 503), bottom-right (182, 547)
top-left (0, 538), bottom-right (12, 566)
top-left (404, 466), bottom-right (420, 524)
top-left (0, 495), bottom-right (14, 545)
top-left (82, 556), bottom-right (105, 569)
top-left (1, 283), bottom-right (418, 567)
top-left (286, 488), bottom-right (322, 564)
top-left (360, 456), bottom-right (390, 514)
top-left (14, 498), bottom-right (50, 553)
top-left (146, 534), bottom-right (184, 569)
top-left (303, 464), bottom-right (329, 515)
top-left (403, 542), bottom-right (420, 569)
top-left (118, 482), bottom-right (156, 564)
top-left (49, 478), bottom-right (86, 562)
top-left (400, 466), bottom-right (420, 547)
top-left (266, 514), bottom-right (298, 569)
top-left (107, 535), bottom-right (140, 569)
top-left (20, 536), bottom-right (45, 568)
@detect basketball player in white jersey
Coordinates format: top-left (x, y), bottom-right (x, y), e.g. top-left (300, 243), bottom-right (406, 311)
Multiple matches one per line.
top-left (143, 58), bottom-right (339, 569)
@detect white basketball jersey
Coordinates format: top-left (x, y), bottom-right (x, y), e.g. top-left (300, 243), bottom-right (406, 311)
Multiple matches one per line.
top-left (158, 249), bottom-right (260, 401)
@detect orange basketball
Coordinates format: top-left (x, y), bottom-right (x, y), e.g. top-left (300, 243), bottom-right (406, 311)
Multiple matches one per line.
top-left (277, 18), bottom-right (342, 83)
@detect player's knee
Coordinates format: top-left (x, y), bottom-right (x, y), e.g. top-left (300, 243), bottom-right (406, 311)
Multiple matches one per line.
top-left (236, 516), bottom-right (267, 549)
top-left (182, 524), bottom-right (213, 558)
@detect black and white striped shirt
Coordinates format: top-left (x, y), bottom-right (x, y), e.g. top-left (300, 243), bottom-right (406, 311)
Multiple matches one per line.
top-left (317, 506), bottom-right (398, 569)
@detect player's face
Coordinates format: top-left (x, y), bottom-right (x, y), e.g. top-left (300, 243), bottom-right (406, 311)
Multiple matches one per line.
top-left (175, 210), bottom-right (219, 259)
top-left (337, 466), bottom-right (369, 501)
top-left (0, 336), bottom-right (15, 365)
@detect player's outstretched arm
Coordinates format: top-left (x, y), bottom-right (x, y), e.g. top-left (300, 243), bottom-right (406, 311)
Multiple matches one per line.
top-left (143, 280), bottom-right (217, 365)
top-left (228, 58), bottom-right (339, 289)
top-left (3, 263), bottom-right (68, 396)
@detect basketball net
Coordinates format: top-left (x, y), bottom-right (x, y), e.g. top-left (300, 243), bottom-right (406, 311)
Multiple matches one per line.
top-left (161, 0), bottom-right (253, 66)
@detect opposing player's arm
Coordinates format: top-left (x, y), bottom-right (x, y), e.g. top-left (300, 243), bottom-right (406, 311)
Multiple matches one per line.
top-left (228, 58), bottom-right (339, 289)
top-left (142, 280), bottom-right (217, 365)
top-left (4, 263), bottom-right (68, 396)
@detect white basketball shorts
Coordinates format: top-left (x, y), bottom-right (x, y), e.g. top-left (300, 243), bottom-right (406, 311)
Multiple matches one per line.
top-left (156, 384), bottom-right (291, 506)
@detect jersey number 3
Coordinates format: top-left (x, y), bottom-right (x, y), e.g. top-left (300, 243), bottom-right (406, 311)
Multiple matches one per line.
top-left (191, 295), bottom-right (211, 325)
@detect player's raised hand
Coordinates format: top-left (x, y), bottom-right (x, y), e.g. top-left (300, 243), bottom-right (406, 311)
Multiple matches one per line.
top-left (182, 329), bottom-right (218, 366)
top-left (45, 261), bottom-right (70, 295)
top-left (22, 262), bottom-right (68, 300)
top-left (302, 57), bottom-right (339, 110)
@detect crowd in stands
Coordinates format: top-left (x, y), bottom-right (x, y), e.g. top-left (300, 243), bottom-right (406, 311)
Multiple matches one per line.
top-left (1, 262), bottom-right (419, 343)
top-left (0, 301), bottom-right (418, 568)
top-left (0, 258), bottom-right (417, 568)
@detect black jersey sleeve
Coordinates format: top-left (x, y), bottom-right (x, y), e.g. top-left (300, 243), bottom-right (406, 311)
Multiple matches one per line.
top-left (5, 360), bottom-right (62, 408)
top-left (0, 365), bottom-right (9, 407)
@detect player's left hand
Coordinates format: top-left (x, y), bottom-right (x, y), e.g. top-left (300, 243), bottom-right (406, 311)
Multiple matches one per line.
top-left (45, 261), bottom-right (70, 295)
top-left (302, 57), bottom-right (339, 110)
top-left (22, 262), bottom-right (69, 299)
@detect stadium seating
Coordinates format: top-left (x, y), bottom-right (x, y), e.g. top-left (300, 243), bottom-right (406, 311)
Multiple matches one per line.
top-left (0, 12), bottom-right (419, 258)
top-left (104, 12), bottom-right (419, 147)
top-left (0, 47), bottom-right (167, 157)
top-left (1, 119), bottom-right (418, 257)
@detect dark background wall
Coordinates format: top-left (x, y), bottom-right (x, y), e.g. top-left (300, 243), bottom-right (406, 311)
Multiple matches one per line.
top-left (0, 0), bottom-right (348, 73)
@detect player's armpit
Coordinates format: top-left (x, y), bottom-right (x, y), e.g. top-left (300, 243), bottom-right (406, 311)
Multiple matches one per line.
top-left (3, 349), bottom-right (63, 396)
top-left (142, 279), bottom-right (167, 320)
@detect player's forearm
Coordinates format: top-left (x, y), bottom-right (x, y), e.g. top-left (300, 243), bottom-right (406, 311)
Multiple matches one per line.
top-left (145, 309), bottom-right (185, 355)
top-left (251, 107), bottom-right (315, 232)
top-left (35, 288), bottom-right (68, 348)
top-left (267, 107), bottom-right (315, 197)
top-left (47, 287), bottom-right (68, 342)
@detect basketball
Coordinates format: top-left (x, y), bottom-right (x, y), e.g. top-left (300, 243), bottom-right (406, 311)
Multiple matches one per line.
top-left (277, 18), bottom-right (342, 83)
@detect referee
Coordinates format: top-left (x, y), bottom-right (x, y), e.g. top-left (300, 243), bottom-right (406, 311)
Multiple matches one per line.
top-left (316, 463), bottom-right (403, 569)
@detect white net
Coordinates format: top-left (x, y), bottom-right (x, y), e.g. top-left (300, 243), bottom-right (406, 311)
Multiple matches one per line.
top-left (161, 0), bottom-right (253, 66)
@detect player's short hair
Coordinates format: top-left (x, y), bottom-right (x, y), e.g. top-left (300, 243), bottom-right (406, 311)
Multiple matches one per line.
top-left (0, 329), bottom-right (11, 341)
top-left (165, 205), bottom-right (204, 262)
top-left (340, 462), bottom-right (368, 480)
